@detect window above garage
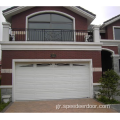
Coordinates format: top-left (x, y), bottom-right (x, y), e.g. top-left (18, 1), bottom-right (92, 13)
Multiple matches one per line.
top-left (113, 27), bottom-right (120, 40)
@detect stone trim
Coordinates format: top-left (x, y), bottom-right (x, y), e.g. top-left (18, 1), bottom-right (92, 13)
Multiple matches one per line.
top-left (1, 68), bottom-right (102, 73)
top-left (1, 69), bottom-right (12, 73)
top-left (93, 68), bottom-right (102, 72)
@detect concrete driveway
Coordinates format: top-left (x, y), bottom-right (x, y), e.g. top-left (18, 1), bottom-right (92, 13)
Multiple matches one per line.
top-left (4, 98), bottom-right (117, 113)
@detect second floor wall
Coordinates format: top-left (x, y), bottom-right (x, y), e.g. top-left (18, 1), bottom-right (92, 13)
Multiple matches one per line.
top-left (11, 6), bottom-right (88, 30)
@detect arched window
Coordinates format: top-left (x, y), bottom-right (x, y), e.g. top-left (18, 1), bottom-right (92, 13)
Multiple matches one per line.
top-left (28, 13), bottom-right (73, 29)
top-left (27, 13), bottom-right (74, 41)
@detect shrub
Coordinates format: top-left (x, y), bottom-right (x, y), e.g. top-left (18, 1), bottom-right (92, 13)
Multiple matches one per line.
top-left (99, 69), bottom-right (120, 101)
top-left (97, 96), bottom-right (120, 104)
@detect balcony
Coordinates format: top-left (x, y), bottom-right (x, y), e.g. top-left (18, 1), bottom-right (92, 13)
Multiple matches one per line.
top-left (1, 23), bottom-right (102, 51)
top-left (9, 28), bottom-right (93, 42)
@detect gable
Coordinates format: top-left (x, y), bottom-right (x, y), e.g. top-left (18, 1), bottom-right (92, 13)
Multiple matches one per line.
top-left (3, 6), bottom-right (96, 25)
top-left (11, 7), bottom-right (88, 30)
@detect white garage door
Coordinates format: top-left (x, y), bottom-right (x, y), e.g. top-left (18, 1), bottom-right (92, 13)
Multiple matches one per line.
top-left (15, 62), bottom-right (91, 101)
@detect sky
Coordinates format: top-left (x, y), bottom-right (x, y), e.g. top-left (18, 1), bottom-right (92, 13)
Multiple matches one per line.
top-left (0, 0), bottom-right (120, 60)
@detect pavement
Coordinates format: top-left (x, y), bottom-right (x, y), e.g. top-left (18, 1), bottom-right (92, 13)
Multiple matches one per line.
top-left (4, 98), bottom-right (118, 113)
top-left (110, 104), bottom-right (120, 112)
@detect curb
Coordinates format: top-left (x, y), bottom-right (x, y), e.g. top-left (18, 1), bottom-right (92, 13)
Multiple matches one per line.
top-left (94, 98), bottom-right (120, 112)
top-left (0, 102), bottom-right (13, 113)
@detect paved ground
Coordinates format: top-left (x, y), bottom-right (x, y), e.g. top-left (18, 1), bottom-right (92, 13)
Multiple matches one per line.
top-left (5, 98), bottom-right (117, 113)
top-left (110, 104), bottom-right (120, 112)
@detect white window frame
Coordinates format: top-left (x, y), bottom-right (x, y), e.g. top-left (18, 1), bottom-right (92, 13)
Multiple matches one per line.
top-left (26, 10), bottom-right (76, 42)
top-left (113, 26), bottom-right (120, 40)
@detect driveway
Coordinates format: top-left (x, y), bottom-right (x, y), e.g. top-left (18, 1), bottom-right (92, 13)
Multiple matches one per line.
top-left (4, 98), bottom-right (117, 113)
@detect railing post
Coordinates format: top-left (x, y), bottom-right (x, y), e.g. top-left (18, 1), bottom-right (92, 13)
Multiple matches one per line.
top-left (2, 22), bottom-right (11, 41)
top-left (92, 25), bottom-right (100, 43)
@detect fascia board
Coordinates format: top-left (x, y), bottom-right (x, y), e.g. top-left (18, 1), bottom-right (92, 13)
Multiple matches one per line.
top-left (101, 16), bottom-right (120, 28)
top-left (3, 6), bottom-right (96, 23)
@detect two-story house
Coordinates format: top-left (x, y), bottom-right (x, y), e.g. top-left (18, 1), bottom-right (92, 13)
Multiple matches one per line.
top-left (0, 6), bottom-right (119, 102)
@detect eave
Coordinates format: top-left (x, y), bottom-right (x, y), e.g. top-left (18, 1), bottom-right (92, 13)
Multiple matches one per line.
top-left (3, 6), bottom-right (96, 25)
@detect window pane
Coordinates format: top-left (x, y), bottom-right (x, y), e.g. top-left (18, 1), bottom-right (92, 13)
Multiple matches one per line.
top-left (51, 14), bottom-right (72, 22)
top-left (29, 23), bottom-right (50, 29)
top-left (114, 28), bottom-right (120, 40)
top-left (51, 23), bottom-right (73, 29)
top-left (29, 14), bottom-right (50, 22)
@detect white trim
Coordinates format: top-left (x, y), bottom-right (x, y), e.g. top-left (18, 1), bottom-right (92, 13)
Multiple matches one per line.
top-left (102, 48), bottom-right (119, 58)
top-left (1, 67), bottom-right (102, 73)
top-left (3, 7), bottom-right (32, 16)
top-left (113, 26), bottom-right (120, 40)
top-left (12, 59), bottom-right (93, 102)
top-left (101, 40), bottom-right (120, 42)
top-left (65, 6), bottom-right (95, 19)
top-left (111, 54), bottom-right (119, 57)
top-left (64, 6), bottom-right (95, 24)
top-left (25, 10), bottom-right (76, 41)
top-left (102, 45), bottom-right (118, 46)
top-left (0, 85), bottom-right (12, 88)
top-left (93, 68), bottom-right (102, 72)
top-left (1, 42), bottom-right (102, 51)
top-left (93, 83), bottom-right (101, 85)
top-left (102, 48), bottom-right (115, 55)
top-left (101, 15), bottom-right (120, 28)
top-left (0, 41), bottom-right (103, 45)
top-left (3, 6), bottom-right (33, 21)
top-left (1, 69), bottom-right (12, 73)
top-left (100, 40), bottom-right (120, 46)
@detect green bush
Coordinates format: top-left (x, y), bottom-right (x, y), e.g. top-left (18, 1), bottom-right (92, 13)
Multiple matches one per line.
top-left (0, 89), bottom-right (10, 111)
top-left (99, 69), bottom-right (120, 102)
top-left (97, 96), bottom-right (120, 104)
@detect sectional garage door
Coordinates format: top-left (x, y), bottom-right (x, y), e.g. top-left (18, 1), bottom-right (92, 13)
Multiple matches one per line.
top-left (15, 62), bottom-right (91, 101)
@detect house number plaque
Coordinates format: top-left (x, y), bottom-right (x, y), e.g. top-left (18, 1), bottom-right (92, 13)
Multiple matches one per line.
top-left (51, 53), bottom-right (56, 58)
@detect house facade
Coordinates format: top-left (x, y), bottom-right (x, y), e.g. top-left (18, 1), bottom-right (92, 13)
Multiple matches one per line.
top-left (0, 6), bottom-right (119, 102)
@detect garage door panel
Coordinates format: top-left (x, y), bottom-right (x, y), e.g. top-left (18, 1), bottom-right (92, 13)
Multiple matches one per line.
top-left (16, 79), bottom-right (35, 84)
top-left (16, 89), bottom-right (35, 94)
top-left (34, 84), bottom-right (89, 90)
top-left (35, 91), bottom-right (89, 100)
top-left (34, 86), bottom-right (89, 91)
top-left (16, 94), bottom-right (35, 100)
top-left (15, 84), bottom-right (35, 89)
top-left (15, 62), bottom-right (91, 100)
top-left (16, 76), bottom-right (35, 80)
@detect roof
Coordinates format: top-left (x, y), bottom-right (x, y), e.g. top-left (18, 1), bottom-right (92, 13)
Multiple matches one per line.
top-left (3, 6), bottom-right (96, 17)
top-left (104, 14), bottom-right (120, 23)
top-left (2, 6), bottom-right (18, 13)
top-left (2, 6), bottom-right (96, 24)
top-left (101, 14), bottom-right (120, 29)
top-left (76, 6), bottom-right (96, 17)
